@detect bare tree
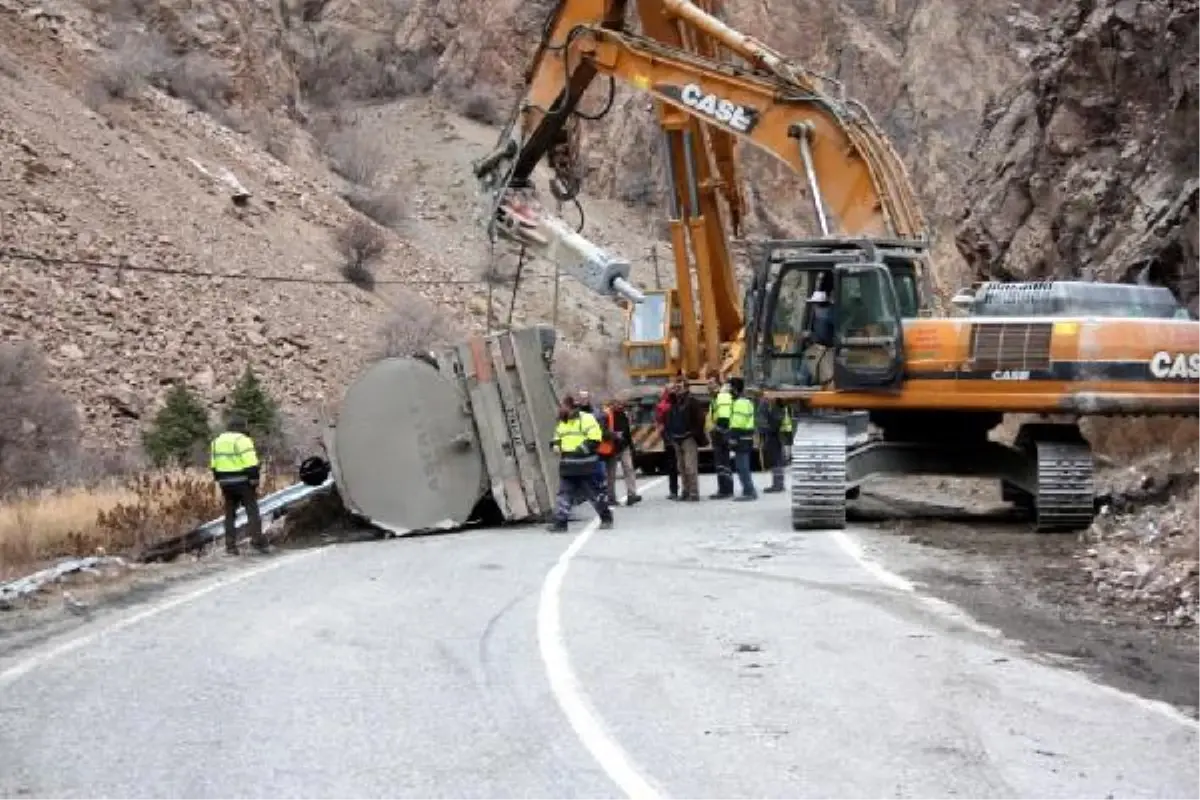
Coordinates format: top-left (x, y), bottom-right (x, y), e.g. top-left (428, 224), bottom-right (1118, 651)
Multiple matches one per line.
top-left (376, 295), bottom-right (463, 358)
top-left (335, 219), bottom-right (386, 290)
top-left (0, 342), bottom-right (81, 494)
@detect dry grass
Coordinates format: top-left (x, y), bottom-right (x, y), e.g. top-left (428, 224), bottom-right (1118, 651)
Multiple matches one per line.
top-left (0, 468), bottom-right (292, 579)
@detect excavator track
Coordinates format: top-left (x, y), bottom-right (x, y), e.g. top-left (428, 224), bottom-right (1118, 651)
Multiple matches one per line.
top-left (790, 418), bottom-right (848, 530)
top-left (1030, 439), bottom-right (1096, 533)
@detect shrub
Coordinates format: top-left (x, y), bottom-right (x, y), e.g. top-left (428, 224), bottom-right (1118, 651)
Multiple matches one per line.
top-left (161, 52), bottom-right (233, 117)
top-left (458, 88), bottom-right (504, 125)
top-left (225, 366), bottom-right (282, 457)
top-left (142, 383), bottom-right (211, 468)
top-left (324, 128), bottom-right (385, 187)
top-left (0, 343), bottom-right (81, 495)
top-left (376, 295), bottom-right (463, 358)
top-left (295, 29), bottom-right (439, 109)
top-left (344, 185), bottom-right (406, 229)
top-left (335, 219), bottom-right (386, 290)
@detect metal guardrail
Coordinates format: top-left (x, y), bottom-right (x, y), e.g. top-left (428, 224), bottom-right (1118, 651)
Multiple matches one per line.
top-left (0, 478), bottom-right (338, 604)
top-left (192, 477), bottom-right (335, 542)
top-left (140, 477), bottom-right (336, 562)
top-left (0, 556), bottom-right (129, 608)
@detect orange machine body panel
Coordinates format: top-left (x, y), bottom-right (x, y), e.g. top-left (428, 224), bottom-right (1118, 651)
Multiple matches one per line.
top-left (772, 316), bottom-right (1200, 415)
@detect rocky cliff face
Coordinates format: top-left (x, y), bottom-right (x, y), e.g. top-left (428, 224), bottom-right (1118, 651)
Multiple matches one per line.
top-left (0, 0), bottom-right (1055, 456)
top-left (956, 0), bottom-right (1199, 310)
top-left (394, 0), bottom-right (1054, 289)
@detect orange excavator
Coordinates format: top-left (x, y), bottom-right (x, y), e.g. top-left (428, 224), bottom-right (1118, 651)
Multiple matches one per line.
top-left (473, 0), bottom-right (1200, 532)
top-left (472, 0), bottom-right (927, 471)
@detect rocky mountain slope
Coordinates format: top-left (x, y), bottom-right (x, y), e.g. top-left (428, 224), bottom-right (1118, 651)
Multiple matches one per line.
top-left (0, 0), bottom-right (652, 456)
top-left (4, 0), bottom-right (1187, 465)
top-left (956, 0), bottom-right (1199, 310)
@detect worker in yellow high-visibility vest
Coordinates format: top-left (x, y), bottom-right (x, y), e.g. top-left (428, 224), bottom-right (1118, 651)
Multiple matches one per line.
top-left (209, 414), bottom-right (268, 554)
top-left (706, 375), bottom-right (735, 498)
top-left (548, 395), bottom-right (614, 533)
top-left (727, 377), bottom-right (759, 501)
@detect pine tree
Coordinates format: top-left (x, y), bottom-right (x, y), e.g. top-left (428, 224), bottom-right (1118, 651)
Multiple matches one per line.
top-left (142, 383), bottom-right (211, 467)
top-left (226, 365), bottom-right (281, 454)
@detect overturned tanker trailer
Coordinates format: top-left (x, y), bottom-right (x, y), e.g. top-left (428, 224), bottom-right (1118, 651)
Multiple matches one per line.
top-left (322, 325), bottom-right (568, 534)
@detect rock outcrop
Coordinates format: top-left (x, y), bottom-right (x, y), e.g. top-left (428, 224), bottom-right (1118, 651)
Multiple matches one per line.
top-left (956, 0), bottom-right (1199, 310)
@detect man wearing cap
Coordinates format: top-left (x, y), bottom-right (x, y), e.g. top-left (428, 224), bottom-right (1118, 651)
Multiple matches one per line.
top-left (799, 289), bottom-right (837, 387)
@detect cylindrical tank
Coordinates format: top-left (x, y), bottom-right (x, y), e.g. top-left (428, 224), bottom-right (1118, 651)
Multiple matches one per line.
top-left (328, 357), bottom-right (486, 534)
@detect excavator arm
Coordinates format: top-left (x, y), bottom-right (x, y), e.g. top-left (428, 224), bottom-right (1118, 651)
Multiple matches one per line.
top-left (473, 0), bottom-right (928, 378)
top-left (475, 0), bottom-right (926, 238)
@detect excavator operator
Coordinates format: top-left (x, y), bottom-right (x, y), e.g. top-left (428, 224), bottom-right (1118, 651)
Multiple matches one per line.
top-left (799, 290), bottom-right (836, 387)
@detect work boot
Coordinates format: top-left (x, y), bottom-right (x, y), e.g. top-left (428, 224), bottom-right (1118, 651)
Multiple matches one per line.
top-left (225, 545), bottom-right (239, 556)
top-left (734, 493), bottom-right (758, 502)
top-left (709, 491), bottom-right (733, 500)
top-left (546, 521), bottom-right (568, 533)
top-left (626, 493), bottom-right (642, 506)
top-left (683, 495), bottom-right (700, 502)
top-left (598, 517), bottom-right (614, 530)
top-left (764, 483), bottom-right (784, 494)
top-left (252, 539), bottom-right (271, 554)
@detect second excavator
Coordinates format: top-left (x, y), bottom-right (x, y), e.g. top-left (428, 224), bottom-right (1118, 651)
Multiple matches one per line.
top-left (473, 0), bottom-right (1200, 532)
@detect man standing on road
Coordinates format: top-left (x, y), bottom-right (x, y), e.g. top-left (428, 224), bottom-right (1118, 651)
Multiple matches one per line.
top-left (600, 395), bottom-right (642, 506)
top-left (706, 376), bottom-right (734, 499)
top-left (727, 378), bottom-right (759, 501)
top-left (549, 396), bottom-right (613, 532)
top-left (757, 394), bottom-right (786, 493)
top-left (210, 413), bottom-right (269, 555)
top-left (655, 385), bottom-right (679, 500)
top-left (576, 388), bottom-right (610, 506)
top-left (665, 376), bottom-right (707, 501)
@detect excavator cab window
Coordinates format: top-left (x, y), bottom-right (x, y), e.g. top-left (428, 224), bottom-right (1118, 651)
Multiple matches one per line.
top-left (628, 291), bottom-right (669, 342)
top-left (759, 266), bottom-right (821, 385)
top-left (888, 267), bottom-right (920, 318)
top-left (831, 263), bottom-right (906, 391)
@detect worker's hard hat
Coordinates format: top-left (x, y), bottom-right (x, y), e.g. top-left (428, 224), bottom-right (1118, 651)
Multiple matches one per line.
top-left (807, 290), bottom-right (829, 303)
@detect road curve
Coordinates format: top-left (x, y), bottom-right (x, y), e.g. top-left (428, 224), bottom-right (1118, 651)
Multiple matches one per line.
top-left (0, 477), bottom-right (1196, 799)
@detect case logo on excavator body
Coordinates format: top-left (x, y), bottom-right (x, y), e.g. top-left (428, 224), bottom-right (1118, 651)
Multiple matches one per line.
top-left (658, 83), bottom-right (760, 133)
top-left (1149, 351), bottom-right (1200, 380)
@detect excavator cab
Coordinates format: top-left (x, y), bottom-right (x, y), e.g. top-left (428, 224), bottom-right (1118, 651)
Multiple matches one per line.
top-left (622, 288), bottom-right (674, 378)
top-left (744, 237), bottom-right (926, 391)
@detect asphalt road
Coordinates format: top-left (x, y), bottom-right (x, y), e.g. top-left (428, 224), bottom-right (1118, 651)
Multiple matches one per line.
top-left (0, 476), bottom-right (1196, 799)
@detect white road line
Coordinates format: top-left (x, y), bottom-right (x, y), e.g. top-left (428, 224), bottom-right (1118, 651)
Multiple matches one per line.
top-left (830, 526), bottom-right (1200, 731)
top-left (0, 547), bottom-right (329, 688)
top-left (537, 478), bottom-right (666, 800)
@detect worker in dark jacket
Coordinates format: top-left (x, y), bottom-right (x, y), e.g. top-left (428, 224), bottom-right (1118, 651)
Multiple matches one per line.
top-left (664, 376), bottom-right (708, 501)
top-left (756, 395), bottom-right (786, 493)
top-left (209, 413), bottom-right (268, 554)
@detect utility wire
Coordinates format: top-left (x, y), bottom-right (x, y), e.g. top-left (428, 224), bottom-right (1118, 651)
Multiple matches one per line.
top-left (0, 246), bottom-right (562, 287)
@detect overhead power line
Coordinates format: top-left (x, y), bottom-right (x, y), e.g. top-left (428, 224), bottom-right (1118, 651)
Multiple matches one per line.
top-left (0, 246), bottom-right (562, 287)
